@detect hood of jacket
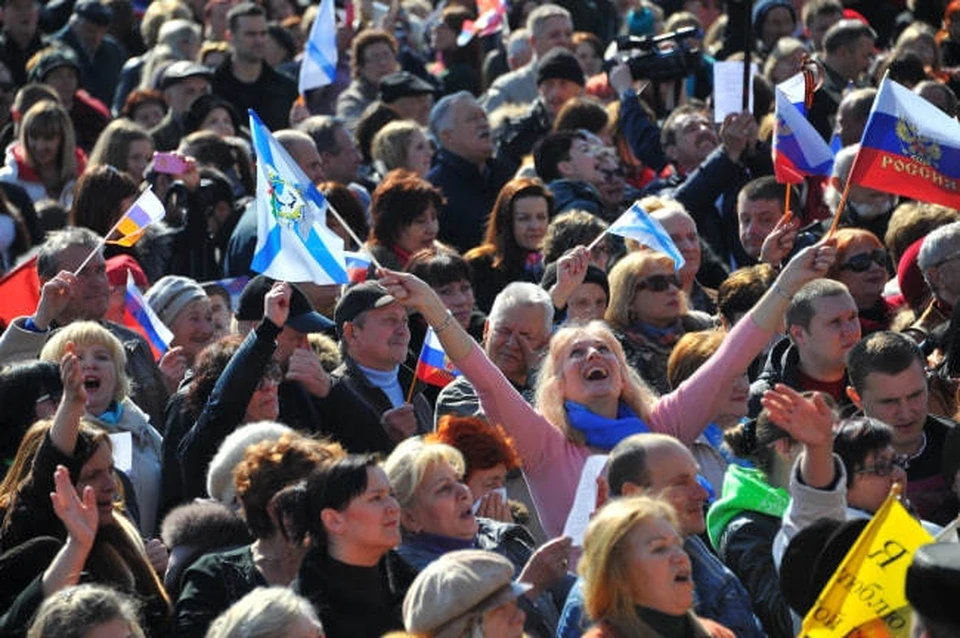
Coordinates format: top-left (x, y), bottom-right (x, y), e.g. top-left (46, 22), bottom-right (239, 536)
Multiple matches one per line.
top-left (706, 464), bottom-right (789, 549)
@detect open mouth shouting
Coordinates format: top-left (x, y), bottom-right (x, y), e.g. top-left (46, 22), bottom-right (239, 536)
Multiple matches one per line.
top-left (584, 365), bottom-right (609, 382)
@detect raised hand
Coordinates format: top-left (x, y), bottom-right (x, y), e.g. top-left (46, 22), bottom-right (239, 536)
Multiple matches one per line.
top-left (264, 281), bottom-right (291, 327)
top-left (381, 403), bottom-right (417, 443)
top-left (475, 490), bottom-right (512, 523)
top-left (158, 346), bottom-right (187, 391)
top-left (518, 536), bottom-right (574, 598)
top-left (50, 464), bottom-right (98, 549)
top-left (759, 384), bottom-right (836, 448)
top-left (286, 347), bottom-right (331, 398)
top-left (759, 214), bottom-right (799, 268)
top-left (720, 111), bottom-right (758, 163)
top-left (60, 342), bottom-right (87, 407)
top-left (775, 240), bottom-right (837, 296)
top-left (376, 269), bottom-right (446, 322)
top-left (549, 246), bottom-right (590, 310)
top-left (35, 271), bottom-right (79, 330)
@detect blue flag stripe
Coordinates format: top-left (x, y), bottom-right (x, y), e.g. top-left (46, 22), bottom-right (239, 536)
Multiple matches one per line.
top-left (304, 227), bottom-right (348, 281)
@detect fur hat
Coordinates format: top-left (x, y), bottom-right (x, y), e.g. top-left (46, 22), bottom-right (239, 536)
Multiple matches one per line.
top-left (536, 48), bottom-right (585, 87)
top-left (205, 420), bottom-right (294, 505)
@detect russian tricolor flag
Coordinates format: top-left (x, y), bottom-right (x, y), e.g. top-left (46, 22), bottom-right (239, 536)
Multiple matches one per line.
top-left (415, 327), bottom-right (460, 387)
top-left (773, 86), bottom-right (835, 185)
top-left (848, 76), bottom-right (960, 209)
top-left (345, 250), bottom-right (372, 283)
top-left (122, 272), bottom-right (173, 361)
top-left (106, 188), bottom-right (166, 247)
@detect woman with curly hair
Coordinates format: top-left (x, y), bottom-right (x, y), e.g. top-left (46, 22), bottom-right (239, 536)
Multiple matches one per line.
top-left (365, 169), bottom-right (444, 271)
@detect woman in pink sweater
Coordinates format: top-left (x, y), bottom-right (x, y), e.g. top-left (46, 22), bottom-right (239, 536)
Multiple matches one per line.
top-left (379, 243), bottom-right (836, 537)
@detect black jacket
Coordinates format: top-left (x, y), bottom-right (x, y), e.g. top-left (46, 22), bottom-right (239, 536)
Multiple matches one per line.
top-left (320, 356), bottom-right (432, 454)
top-left (294, 549), bottom-right (417, 638)
top-left (211, 59), bottom-right (298, 133)
top-left (748, 337), bottom-right (853, 418)
top-left (466, 251), bottom-right (541, 315)
top-left (716, 511), bottom-right (794, 638)
top-left (427, 149), bottom-right (514, 253)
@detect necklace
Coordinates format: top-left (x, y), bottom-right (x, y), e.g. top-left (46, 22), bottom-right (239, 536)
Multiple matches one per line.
top-left (897, 431), bottom-right (927, 470)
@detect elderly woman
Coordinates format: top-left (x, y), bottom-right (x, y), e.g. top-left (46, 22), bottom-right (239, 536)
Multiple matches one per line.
top-left (206, 587), bottom-right (324, 638)
top-left (27, 584), bottom-right (147, 638)
top-left (376, 241), bottom-right (834, 538)
top-left (365, 169), bottom-right (444, 271)
top-left (172, 432), bottom-right (343, 638)
top-left (372, 121), bottom-right (434, 179)
top-left (605, 250), bottom-right (714, 395)
top-left (145, 275), bottom-right (216, 388)
top-left (465, 178), bottom-right (552, 313)
top-left (384, 436), bottom-right (571, 637)
top-left (279, 454), bottom-right (414, 638)
top-left (579, 497), bottom-right (711, 637)
top-left (38, 322), bottom-right (163, 537)
top-left (426, 415), bottom-right (524, 524)
top-left (825, 228), bottom-right (894, 335)
top-left (403, 550), bottom-right (529, 637)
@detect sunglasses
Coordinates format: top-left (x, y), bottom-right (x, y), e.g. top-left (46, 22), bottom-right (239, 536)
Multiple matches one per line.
top-left (839, 250), bottom-right (886, 273)
top-left (637, 273), bottom-right (681, 292)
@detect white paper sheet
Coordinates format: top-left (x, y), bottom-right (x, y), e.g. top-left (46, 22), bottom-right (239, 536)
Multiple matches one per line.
top-left (713, 61), bottom-right (758, 123)
top-left (563, 454), bottom-right (608, 547)
top-left (109, 432), bottom-right (133, 474)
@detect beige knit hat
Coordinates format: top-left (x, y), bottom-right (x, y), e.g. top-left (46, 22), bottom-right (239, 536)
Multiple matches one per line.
top-left (403, 549), bottom-right (530, 637)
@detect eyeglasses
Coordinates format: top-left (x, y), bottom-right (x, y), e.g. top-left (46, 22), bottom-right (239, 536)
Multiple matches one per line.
top-left (856, 458), bottom-right (904, 477)
top-left (257, 363), bottom-right (283, 390)
top-left (839, 250), bottom-right (886, 273)
top-left (637, 273), bottom-right (681, 292)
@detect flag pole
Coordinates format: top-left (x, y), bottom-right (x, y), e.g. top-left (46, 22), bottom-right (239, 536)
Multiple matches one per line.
top-left (825, 177), bottom-right (854, 239)
top-left (782, 183), bottom-right (793, 225)
top-left (406, 373), bottom-right (418, 403)
top-left (586, 229), bottom-right (608, 252)
top-left (324, 199), bottom-right (384, 270)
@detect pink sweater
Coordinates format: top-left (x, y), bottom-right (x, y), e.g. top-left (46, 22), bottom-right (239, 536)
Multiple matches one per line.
top-left (455, 314), bottom-right (774, 538)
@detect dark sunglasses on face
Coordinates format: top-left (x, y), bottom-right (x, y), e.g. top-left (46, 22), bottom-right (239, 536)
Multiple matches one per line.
top-left (839, 249), bottom-right (886, 273)
top-left (637, 273), bottom-right (681, 292)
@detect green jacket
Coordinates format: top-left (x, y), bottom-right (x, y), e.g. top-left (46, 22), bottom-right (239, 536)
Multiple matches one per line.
top-left (706, 464), bottom-right (789, 549)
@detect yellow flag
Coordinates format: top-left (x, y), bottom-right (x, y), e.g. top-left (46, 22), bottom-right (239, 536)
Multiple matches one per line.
top-left (800, 487), bottom-right (935, 638)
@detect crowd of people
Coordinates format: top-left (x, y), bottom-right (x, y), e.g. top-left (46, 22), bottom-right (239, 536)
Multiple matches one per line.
top-left (1, 0), bottom-right (960, 636)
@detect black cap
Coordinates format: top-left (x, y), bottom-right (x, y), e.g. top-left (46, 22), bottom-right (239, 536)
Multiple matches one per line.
top-left (27, 47), bottom-right (80, 83)
top-left (907, 542), bottom-right (960, 625)
top-left (779, 517), bottom-right (869, 616)
top-left (379, 71), bottom-right (436, 103)
top-left (536, 48), bottom-right (586, 87)
top-left (160, 61), bottom-right (214, 90)
top-left (334, 281), bottom-right (397, 335)
top-left (235, 275), bottom-right (334, 332)
top-left (74, 0), bottom-right (113, 25)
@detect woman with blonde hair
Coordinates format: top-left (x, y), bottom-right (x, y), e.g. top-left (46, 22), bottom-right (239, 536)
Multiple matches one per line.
top-left (371, 121), bottom-right (434, 178)
top-left (579, 496), bottom-right (709, 637)
top-left (375, 240), bottom-right (834, 538)
top-left (0, 100), bottom-right (84, 206)
top-left (605, 250), bottom-right (713, 395)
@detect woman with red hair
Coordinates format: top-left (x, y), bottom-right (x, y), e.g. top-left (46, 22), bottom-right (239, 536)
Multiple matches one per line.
top-left (426, 415), bottom-right (526, 524)
top-left (825, 228), bottom-right (896, 335)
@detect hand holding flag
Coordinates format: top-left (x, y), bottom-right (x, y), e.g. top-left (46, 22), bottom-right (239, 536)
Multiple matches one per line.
top-left (415, 327), bottom-right (460, 388)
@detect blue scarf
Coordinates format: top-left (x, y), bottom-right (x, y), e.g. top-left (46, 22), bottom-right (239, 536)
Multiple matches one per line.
top-left (565, 400), bottom-right (650, 450)
top-left (96, 401), bottom-right (124, 425)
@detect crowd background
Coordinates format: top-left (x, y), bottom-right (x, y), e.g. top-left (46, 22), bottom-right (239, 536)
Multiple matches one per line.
top-left (1, 0), bottom-right (960, 636)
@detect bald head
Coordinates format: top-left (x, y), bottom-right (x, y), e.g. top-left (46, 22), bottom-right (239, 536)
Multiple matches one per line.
top-left (275, 129), bottom-right (324, 184)
top-left (608, 433), bottom-right (689, 496)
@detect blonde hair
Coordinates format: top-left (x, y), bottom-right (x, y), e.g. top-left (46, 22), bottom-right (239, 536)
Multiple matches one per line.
top-left (534, 321), bottom-right (658, 445)
top-left (383, 437), bottom-right (465, 510)
top-left (371, 120), bottom-right (425, 174)
top-left (19, 100), bottom-right (78, 190)
top-left (579, 496), bottom-right (682, 635)
top-left (605, 250), bottom-right (687, 330)
top-left (39, 322), bottom-right (130, 403)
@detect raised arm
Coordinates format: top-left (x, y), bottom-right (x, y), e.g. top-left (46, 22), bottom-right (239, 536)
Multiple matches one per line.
top-left (654, 242), bottom-right (836, 443)
top-left (51, 343), bottom-right (87, 457)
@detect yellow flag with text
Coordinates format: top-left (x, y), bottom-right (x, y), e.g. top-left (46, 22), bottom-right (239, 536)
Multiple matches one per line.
top-left (800, 490), bottom-right (935, 638)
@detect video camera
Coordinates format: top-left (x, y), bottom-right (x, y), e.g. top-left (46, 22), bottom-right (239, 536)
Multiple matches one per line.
top-left (603, 26), bottom-right (702, 82)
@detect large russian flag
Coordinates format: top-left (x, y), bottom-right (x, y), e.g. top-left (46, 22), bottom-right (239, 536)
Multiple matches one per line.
top-left (848, 76), bottom-right (960, 208)
top-left (773, 86), bottom-right (834, 184)
top-left (415, 327), bottom-right (460, 387)
top-left (122, 272), bottom-right (173, 361)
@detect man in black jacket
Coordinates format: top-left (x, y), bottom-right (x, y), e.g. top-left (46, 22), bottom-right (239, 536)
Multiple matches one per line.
top-left (211, 2), bottom-right (297, 131)
top-left (322, 281), bottom-right (432, 454)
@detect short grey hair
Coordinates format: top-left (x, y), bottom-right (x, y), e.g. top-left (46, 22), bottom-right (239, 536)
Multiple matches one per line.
top-left (274, 129), bottom-right (316, 155)
top-left (918, 221), bottom-right (960, 271)
top-left (823, 143), bottom-right (858, 212)
top-left (507, 29), bottom-right (531, 58)
top-left (157, 18), bottom-right (201, 53)
top-left (206, 587), bottom-right (322, 638)
top-left (526, 3), bottom-right (572, 39)
top-left (37, 227), bottom-right (102, 280)
top-left (488, 282), bottom-right (555, 335)
top-left (297, 115), bottom-right (346, 154)
top-left (428, 90), bottom-right (475, 145)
